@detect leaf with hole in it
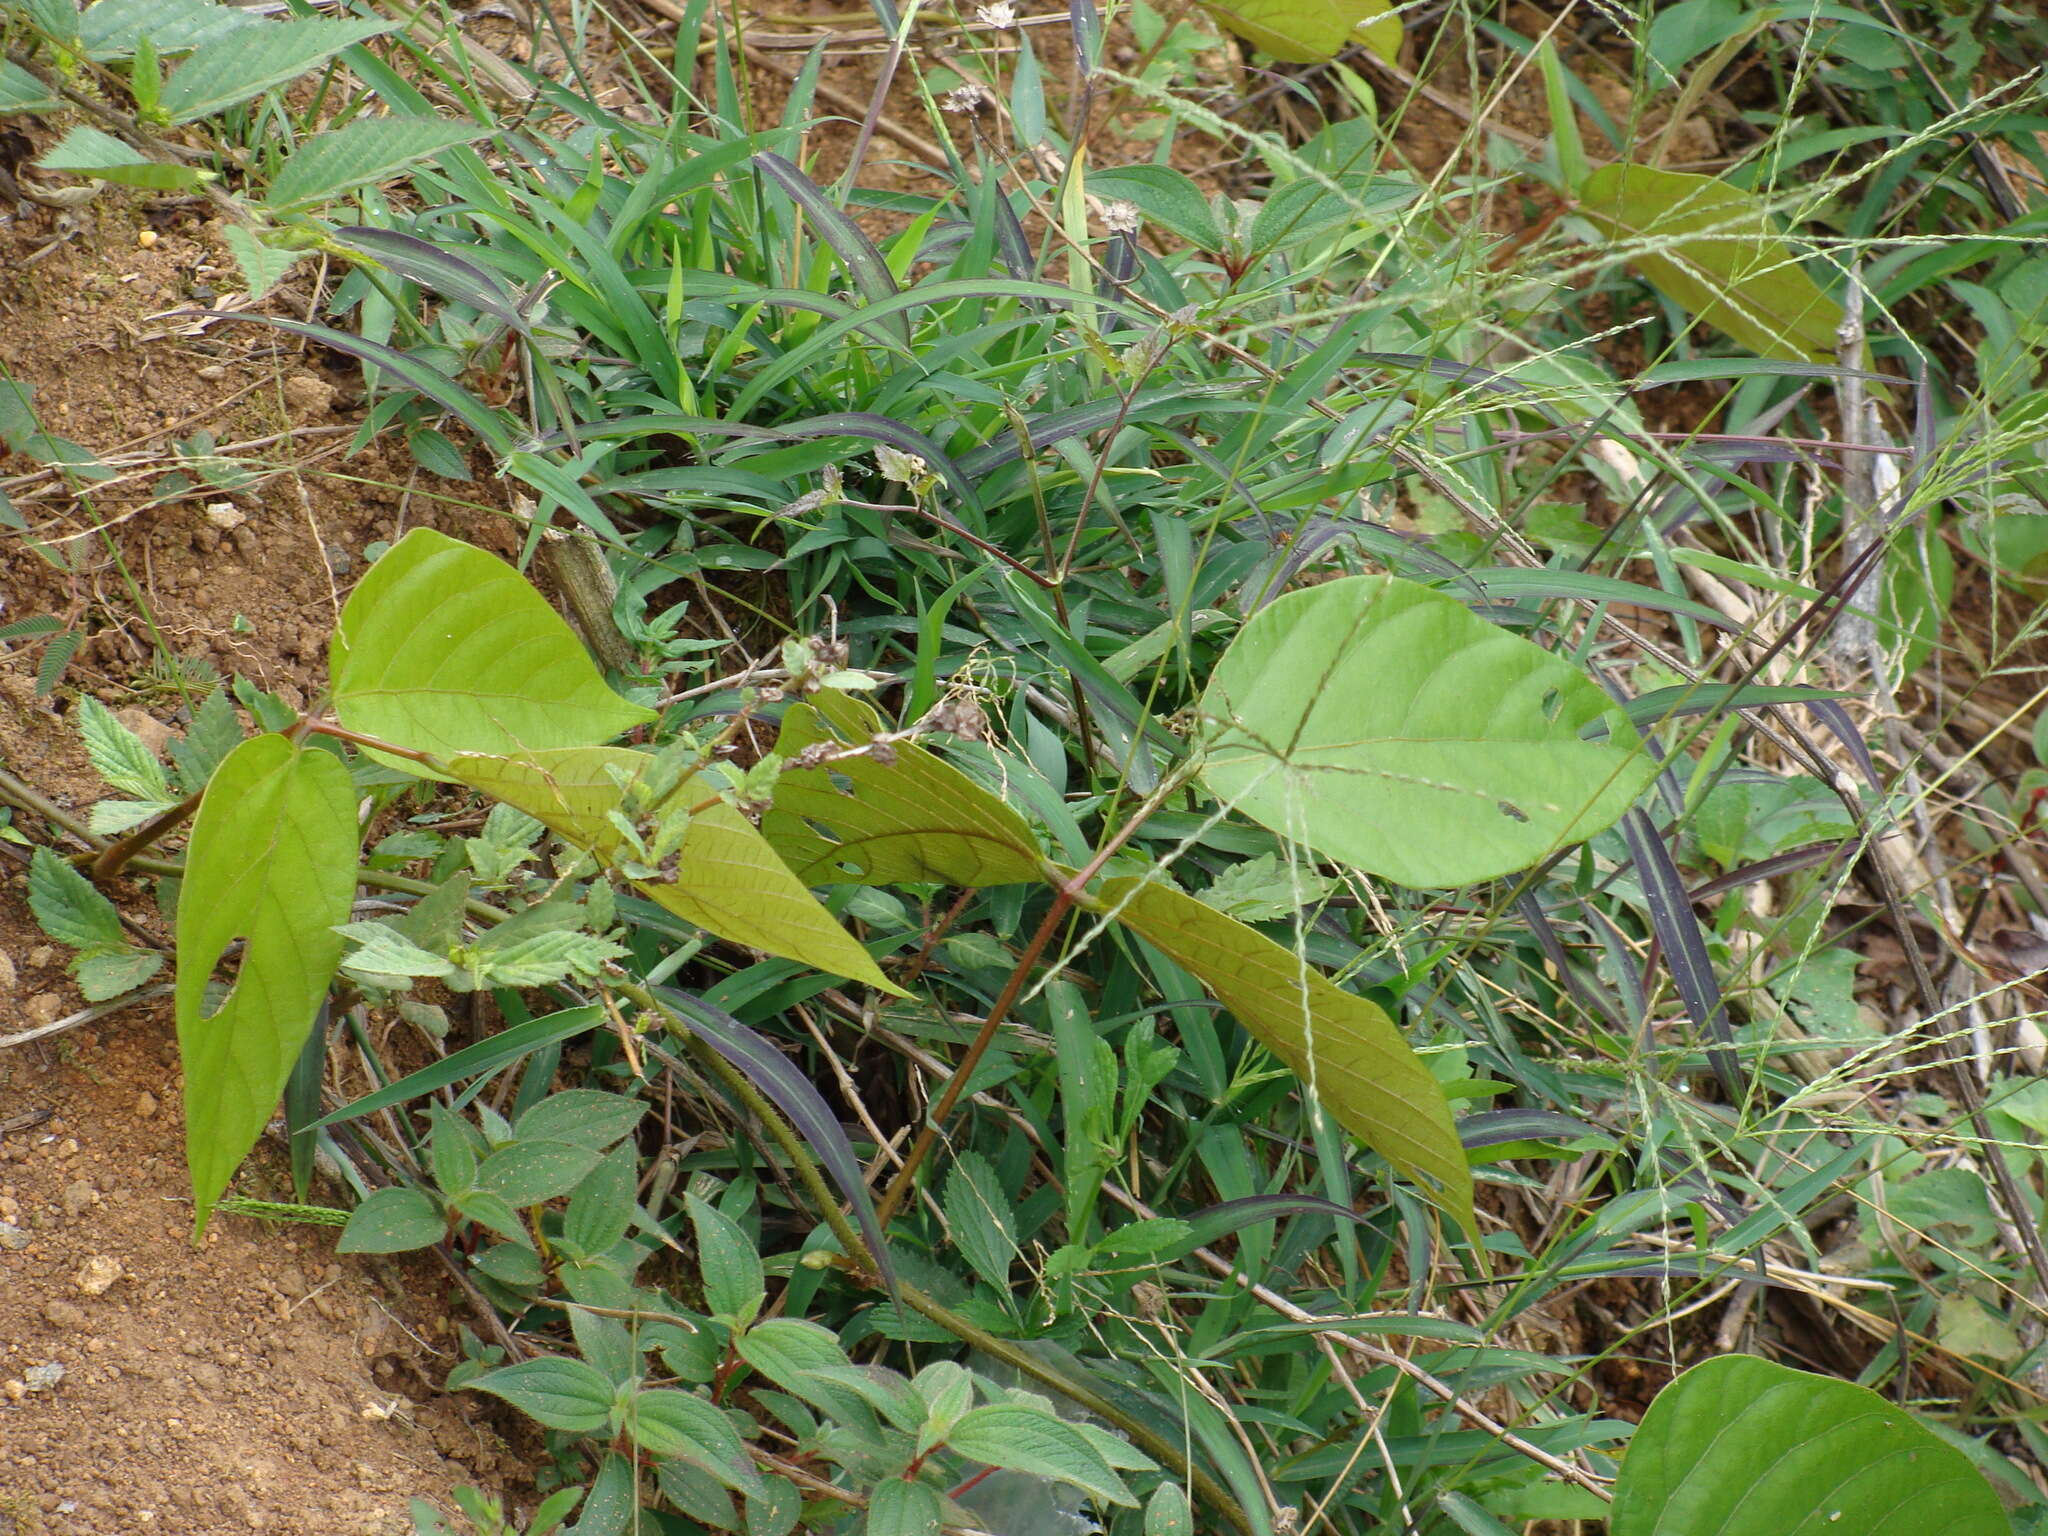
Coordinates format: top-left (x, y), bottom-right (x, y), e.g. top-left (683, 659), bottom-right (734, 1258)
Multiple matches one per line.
top-left (1577, 163), bottom-right (1844, 366)
top-left (176, 734), bottom-right (357, 1231)
top-left (1099, 875), bottom-right (1471, 1229)
top-left (331, 528), bottom-right (653, 774)
top-left (36, 124), bottom-right (206, 191)
top-left (758, 690), bottom-right (1044, 888)
top-left (1608, 1355), bottom-right (2008, 1535)
top-left (265, 117), bottom-right (490, 212)
top-left (156, 16), bottom-right (394, 123)
top-left (1199, 575), bottom-right (1654, 889)
top-left (1199, 0), bottom-right (1397, 63)
top-left (446, 746), bottom-right (901, 994)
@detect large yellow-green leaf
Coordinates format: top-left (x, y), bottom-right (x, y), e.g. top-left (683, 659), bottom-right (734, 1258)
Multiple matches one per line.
top-left (331, 528), bottom-right (653, 773)
top-left (1610, 1355), bottom-right (2008, 1535)
top-left (1200, 0), bottom-right (1398, 64)
top-left (449, 747), bottom-right (902, 995)
top-left (759, 691), bottom-right (1045, 887)
top-left (1199, 575), bottom-right (1655, 888)
top-left (1577, 163), bottom-right (1844, 365)
top-left (176, 733), bottom-right (358, 1230)
top-left (1099, 875), bottom-right (1471, 1228)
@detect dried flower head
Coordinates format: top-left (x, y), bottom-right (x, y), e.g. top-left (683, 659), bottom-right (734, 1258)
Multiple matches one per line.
top-left (943, 81), bottom-right (995, 116)
top-left (975, 1), bottom-right (1017, 27)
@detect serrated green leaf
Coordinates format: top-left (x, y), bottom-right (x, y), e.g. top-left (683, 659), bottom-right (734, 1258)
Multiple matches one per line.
top-left (169, 687), bottom-right (242, 791)
top-left (0, 58), bottom-right (61, 111)
top-left (1199, 0), bottom-right (1397, 64)
top-left (687, 1192), bottom-right (765, 1323)
top-left (74, 946), bottom-right (163, 1001)
top-left (467, 927), bottom-right (627, 988)
top-left (468, 1356), bottom-right (614, 1434)
top-left (220, 224), bottom-right (299, 301)
top-left (1577, 163), bottom-right (1845, 366)
top-left (37, 123), bottom-right (205, 190)
top-left (1200, 851), bottom-right (1339, 923)
top-left (1100, 874), bottom-right (1473, 1230)
top-left (624, 1388), bottom-right (766, 1497)
top-left (88, 798), bottom-right (181, 836)
top-left (79, 0), bottom-right (262, 58)
top-left (1608, 1355), bottom-right (2008, 1535)
top-left (516, 1089), bottom-right (646, 1151)
top-left (156, 16), bottom-right (395, 124)
top-left (476, 1139), bottom-right (601, 1207)
top-left (759, 690), bottom-right (1044, 887)
top-left (265, 116), bottom-right (489, 211)
top-left (865, 1478), bottom-right (941, 1536)
top-left (175, 734), bottom-right (357, 1230)
top-left (1199, 575), bottom-right (1655, 888)
top-left (336, 1185), bottom-right (446, 1253)
top-left (944, 1404), bottom-right (1142, 1505)
top-left (446, 746), bottom-right (900, 993)
top-left (943, 1151), bottom-right (1018, 1291)
top-left (330, 528), bottom-right (654, 772)
top-left (27, 847), bottom-right (126, 951)
top-left (333, 919), bottom-right (457, 982)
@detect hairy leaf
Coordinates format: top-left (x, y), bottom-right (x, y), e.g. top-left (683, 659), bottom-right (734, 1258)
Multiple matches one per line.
top-left (37, 124), bottom-right (205, 190)
top-left (1200, 575), bottom-right (1654, 888)
top-left (1099, 875), bottom-right (1472, 1229)
top-left (265, 117), bottom-right (489, 211)
top-left (336, 1186), bottom-right (446, 1253)
top-left (27, 846), bottom-right (125, 951)
top-left (446, 746), bottom-right (899, 993)
top-left (759, 690), bottom-right (1044, 887)
top-left (1577, 163), bottom-right (1844, 366)
top-left (1609, 1355), bottom-right (2007, 1534)
top-left (624, 1389), bottom-right (766, 1496)
top-left (156, 16), bottom-right (394, 123)
top-left (945, 1404), bottom-right (1142, 1505)
top-left (468, 1356), bottom-right (613, 1434)
top-left (176, 734), bottom-right (357, 1229)
top-left (331, 528), bottom-right (654, 771)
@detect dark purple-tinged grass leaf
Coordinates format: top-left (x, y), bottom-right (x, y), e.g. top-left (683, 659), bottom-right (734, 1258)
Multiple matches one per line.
top-left (1602, 682), bottom-right (1854, 736)
top-left (754, 153), bottom-right (905, 342)
top-left (1619, 807), bottom-right (1739, 1097)
top-left (331, 226), bottom-right (529, 334)
top-left (1069, 0), bottom-right (1101, 79)
top-left (1688, 840), bottom-right (1847, 903)
top-left (284, 1002), bottom-right (329, 1202)
top-left (1169, 1194), bottom-right (1371, 1261)
top-left (957, 385), bottom-right (1242, 479)
top-left (650, 987), bottom-right (894, 1297)
top-left (989, 184), bottom-right (1038, 282)
top-left (206, 313), bottom-right (514, 457)
top-left (1511, 892), bottom-right (1623, 1029)
top-left (1806, 697), bottom-right (1880, 788)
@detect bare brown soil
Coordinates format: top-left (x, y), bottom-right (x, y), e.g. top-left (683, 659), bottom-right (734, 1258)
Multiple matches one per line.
top-left (0, 189), bottom-right (525, 1535)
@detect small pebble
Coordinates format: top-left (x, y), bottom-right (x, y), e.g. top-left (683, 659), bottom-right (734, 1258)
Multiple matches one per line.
top-left (43, 1300), bottom-right (88, 1330)
top-left (2, 1379), bottom-right (23, 1402)
top-left (24, 1362), bottom-right (63, 1392)
top-left (195, 364), bottom-right (227, 381)
top-left (75, 1254), bottom-right (122, 1295)
top-left (62, 1180), bottom-right (96, 1218)
top-left (135, 1091), bottom-right (159, 1119)
top-left (0, 1221), bottom-right (29, 1252)
top-left (137, 228), bottom-right (158, 248)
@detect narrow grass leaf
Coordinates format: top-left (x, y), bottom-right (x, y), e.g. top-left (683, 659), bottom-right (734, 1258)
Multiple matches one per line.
top-left (332, 528), bottom-right (653, 772)
top-left (1619, 807), bottom-right (1738, 1096)
top-left (331, 227), bottom-right (530, 334)
top-left (312, 1006), bottom-right (604, 1128)
top-left (176, 734), bottom-right (357, 1230)
top-left (1100, 875), bottom-right (1474, 1230)
top-left (754, 153), bottom-right (905, 339)
top-left (646, 989), bottom-right (893, 1295)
